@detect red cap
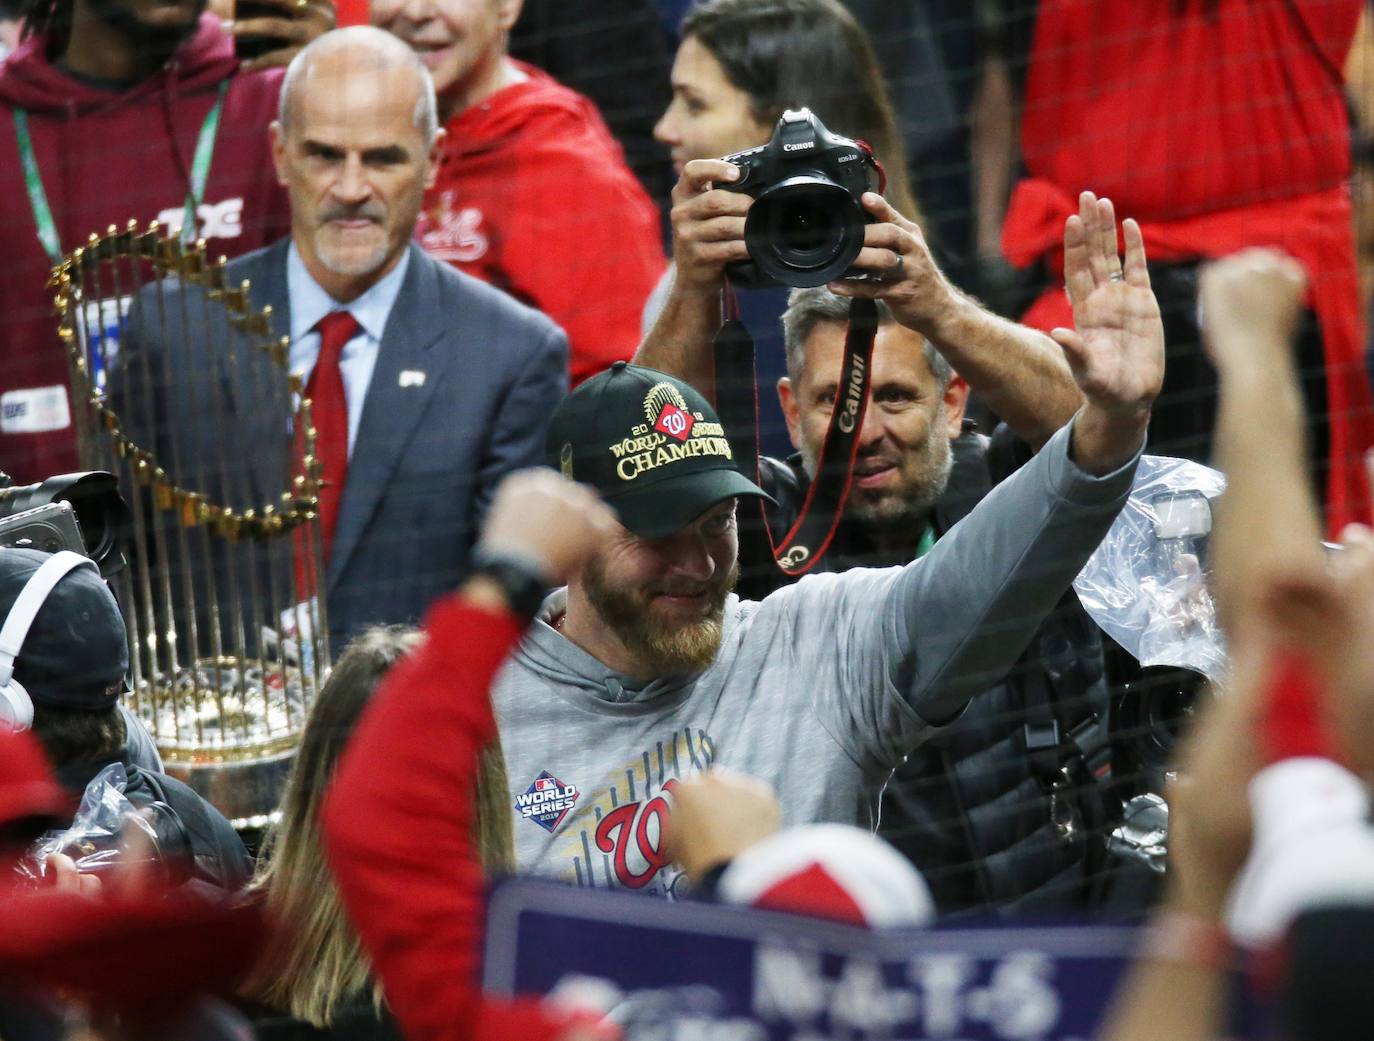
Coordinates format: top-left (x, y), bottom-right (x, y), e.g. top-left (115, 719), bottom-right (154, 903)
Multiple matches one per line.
top-left (0, 728), bottom-right (70, 834)
top-left (716, 824), bottom-right (935, 928)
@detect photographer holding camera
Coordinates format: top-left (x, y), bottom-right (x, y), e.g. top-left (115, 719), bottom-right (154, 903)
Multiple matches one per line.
top-left (641, 140), bottom-right (1082, 458)
top-left (645, 0), bottom-right (929, 457)
top-left (0, 547), bottom-right (251, 894)
top-left (638, 81), bottom-right (1166, 908)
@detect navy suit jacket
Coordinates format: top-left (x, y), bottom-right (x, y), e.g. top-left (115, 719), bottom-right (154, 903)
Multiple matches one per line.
top-left (113, 239), bottom-right (568, 655)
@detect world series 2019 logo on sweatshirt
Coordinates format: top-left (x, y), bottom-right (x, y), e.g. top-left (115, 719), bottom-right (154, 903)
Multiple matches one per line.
top-left (516, 771), bottom-right (580, 833)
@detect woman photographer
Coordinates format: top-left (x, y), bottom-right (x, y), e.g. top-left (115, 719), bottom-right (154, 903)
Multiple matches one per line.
top-left (239, 628), bottom-right (514, 1041)
top-left (642, 0), bottom-right (920, 456)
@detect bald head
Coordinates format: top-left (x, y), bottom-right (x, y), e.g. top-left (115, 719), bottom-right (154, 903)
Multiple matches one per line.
top-left (278, 26), bottom-right (439, 145)
top-left (270, 25), bottom-right (446, 303)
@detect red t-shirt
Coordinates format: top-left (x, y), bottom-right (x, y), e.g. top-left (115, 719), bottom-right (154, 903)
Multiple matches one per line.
top-left (417, 62), bottom-right (665, 386)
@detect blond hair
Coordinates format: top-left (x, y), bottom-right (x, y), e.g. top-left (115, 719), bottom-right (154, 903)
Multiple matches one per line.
top-left (242, 626), bottom-right (513, 1026)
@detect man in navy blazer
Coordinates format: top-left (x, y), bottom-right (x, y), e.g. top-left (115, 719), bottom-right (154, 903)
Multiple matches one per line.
top-left (112, 27), bottom-right (568, 654)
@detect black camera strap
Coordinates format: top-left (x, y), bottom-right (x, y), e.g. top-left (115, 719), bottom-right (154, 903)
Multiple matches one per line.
top-left (713, 289), bottom-right (877, 576)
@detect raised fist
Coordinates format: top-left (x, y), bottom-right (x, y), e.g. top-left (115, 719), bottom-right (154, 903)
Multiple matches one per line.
top-left (663, 768), bottom-right (781, 880)
top-left (1200, 248), bottom-right (1308, 371)
top-left (477, 470), bottom-right (619, 585)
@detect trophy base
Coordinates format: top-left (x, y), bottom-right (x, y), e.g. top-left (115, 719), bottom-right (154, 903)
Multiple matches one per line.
top-left (134, 653), bottom-right (320, 832)
top-left (162, 749), bottom-right (296, 832)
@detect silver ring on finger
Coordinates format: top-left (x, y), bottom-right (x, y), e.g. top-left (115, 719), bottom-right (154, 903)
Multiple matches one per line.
top-left (1108, 271), bottom-right (1124, 283)
top-left (878, 255), bottom-right (905, 283)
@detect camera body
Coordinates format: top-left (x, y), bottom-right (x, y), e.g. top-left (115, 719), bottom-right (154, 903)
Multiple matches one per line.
top-left (58, 798), bottom-right (195, 887)
top-left (719, 108), bottom-right (879, 289)
top-left (0, 471), bottom-right (130, 578)
top-left (0, 502), bottom-right (86, 560)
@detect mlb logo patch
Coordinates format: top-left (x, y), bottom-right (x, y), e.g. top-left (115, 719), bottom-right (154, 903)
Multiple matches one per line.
top-left (654, 402), bottom-right (694, 442)
top-left (515, 770), bottom-right (580, 833)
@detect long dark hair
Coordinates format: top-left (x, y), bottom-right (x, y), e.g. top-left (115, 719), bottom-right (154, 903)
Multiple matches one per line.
top-left (681, 0), bottom-right (920, 223)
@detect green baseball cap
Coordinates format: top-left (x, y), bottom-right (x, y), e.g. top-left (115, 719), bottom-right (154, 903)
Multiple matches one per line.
top-left (546, 362), bottom-right (774, 538)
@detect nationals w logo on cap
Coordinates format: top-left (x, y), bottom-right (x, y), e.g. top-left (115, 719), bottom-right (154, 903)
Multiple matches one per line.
top-left (547, 362), bottom-right (773, 538)
top-left (645, 382), bottom-right (695, 442)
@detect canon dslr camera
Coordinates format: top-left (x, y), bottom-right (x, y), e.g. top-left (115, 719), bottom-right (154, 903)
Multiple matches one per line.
top-left (719, 107), bottom-right (880, 289)
top-left (0, 470), bottom-right (130, 578)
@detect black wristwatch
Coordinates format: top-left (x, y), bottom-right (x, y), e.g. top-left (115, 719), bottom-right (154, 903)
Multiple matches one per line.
top-left (468, 547), bottom-right (551, 623)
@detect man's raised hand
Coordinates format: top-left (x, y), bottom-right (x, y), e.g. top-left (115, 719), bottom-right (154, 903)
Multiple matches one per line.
top-left (230, 0), bottom-right (336, 72)
top-left (826, 192), bottom-right (958, 336)
top-left (663, 769), bottom-right (782, 880)
top-left (1052, 191), bottom-right (1164, 473)
top-left (1199, 247), bottom-right (1308, 374)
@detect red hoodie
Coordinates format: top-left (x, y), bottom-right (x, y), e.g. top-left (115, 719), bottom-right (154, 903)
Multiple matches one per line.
top-left (0, 15), bottom-right (290, 483)
top-left (416, 61), bottom-right (665, 386)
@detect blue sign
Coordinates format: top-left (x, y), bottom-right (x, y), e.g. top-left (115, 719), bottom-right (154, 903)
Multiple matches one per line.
top-left (483, 879), bottom-right (1257, 1040)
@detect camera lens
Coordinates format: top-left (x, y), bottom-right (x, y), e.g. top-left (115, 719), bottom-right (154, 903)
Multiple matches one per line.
top-left (743, 177), bottom-right (867, 289)
top-left (1111, 662), bottom-right (1206, 770)
top-left (772, 197), bottom-right (840, 259)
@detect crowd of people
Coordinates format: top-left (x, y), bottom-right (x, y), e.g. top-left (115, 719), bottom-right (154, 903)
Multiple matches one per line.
top-left (1, 0), bottom-right (1372, 1038)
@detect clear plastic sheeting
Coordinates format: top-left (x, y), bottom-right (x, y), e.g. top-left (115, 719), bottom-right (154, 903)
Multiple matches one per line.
top-left (21, 764), bottom-right (153, 879)
top-left (1074, 455), bottom-right (1227, 681)
top-left (19, 763), bottom-right (189, 885)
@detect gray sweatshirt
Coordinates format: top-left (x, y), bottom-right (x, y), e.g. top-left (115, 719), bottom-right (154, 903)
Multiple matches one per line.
top-left (491, 421), bottom-right (1138, 897)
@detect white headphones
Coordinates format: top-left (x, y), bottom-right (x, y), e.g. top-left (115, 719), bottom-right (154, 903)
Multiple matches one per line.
top-left (0, 551), bottom-right (100, 734)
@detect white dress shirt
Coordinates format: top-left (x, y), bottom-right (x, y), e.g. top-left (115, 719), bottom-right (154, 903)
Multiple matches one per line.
top-left (286, 243), bottom-right (411, 458)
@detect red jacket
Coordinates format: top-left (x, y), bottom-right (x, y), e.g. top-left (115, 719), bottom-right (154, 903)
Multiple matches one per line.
top-left (0, 15), bottom-right (290, 482)
top-left (323, 598), bottom-right (606, 1041)
top-left (1002, 0), bottom-right (1374, 536)
top-left (417, 62), bottom-right (665, 386)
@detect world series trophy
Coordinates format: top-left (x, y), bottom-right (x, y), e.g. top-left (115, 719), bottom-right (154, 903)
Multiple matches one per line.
top-left (50, 221), bottom-right (330, 828)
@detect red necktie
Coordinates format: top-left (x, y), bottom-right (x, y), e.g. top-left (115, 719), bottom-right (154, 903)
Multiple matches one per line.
top-left (295, 310), bottom-right (359, 592)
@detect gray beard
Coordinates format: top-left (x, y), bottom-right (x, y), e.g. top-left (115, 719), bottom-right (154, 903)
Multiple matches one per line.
top-left (845, 446), bottom-right (952, 534)
top-left (798, 413), bottom-right (953, 539)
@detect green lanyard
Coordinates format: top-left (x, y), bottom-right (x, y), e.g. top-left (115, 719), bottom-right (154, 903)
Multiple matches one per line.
top-left (14, 80), bottom-right (228, 263)
top-left (914, 525), bottom-right (936, 559)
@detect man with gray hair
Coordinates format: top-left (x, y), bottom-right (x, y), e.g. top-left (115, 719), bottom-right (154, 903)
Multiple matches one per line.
top-left (774, 288), bottom-right (960, 572)
top-left (114, 26), bottom-right (569, 651)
